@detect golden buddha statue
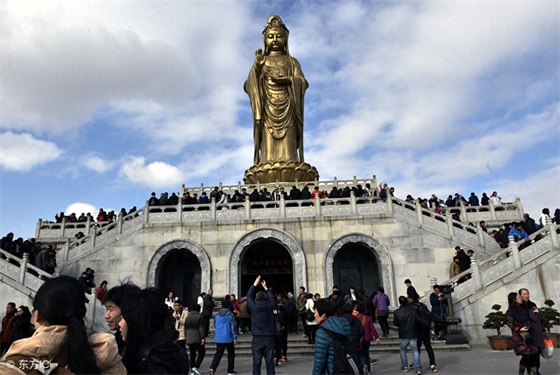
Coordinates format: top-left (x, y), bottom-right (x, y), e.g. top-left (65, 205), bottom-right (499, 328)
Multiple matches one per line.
top-left (243, 16), bottom-right (318, 184)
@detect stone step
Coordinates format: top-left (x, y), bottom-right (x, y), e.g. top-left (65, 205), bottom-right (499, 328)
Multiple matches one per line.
top-left (203, 333), bottom-right (470, 356)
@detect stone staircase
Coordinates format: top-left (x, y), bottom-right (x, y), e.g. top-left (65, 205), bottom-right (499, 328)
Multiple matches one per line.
top-left (204, 326), bottom-right (470, 357)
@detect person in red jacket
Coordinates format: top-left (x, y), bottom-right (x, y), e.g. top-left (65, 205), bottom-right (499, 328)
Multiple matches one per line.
top-left (1, 302), bottom-right (16, 354)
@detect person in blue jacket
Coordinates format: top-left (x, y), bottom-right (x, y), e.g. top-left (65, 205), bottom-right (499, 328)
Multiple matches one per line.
top-left (208, 296), bottom-right (238, 375)
top-left (312, 298), bottom-right (351, 375)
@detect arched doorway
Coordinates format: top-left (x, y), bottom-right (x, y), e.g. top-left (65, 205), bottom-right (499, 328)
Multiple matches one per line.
top-left (156, 249), bottom-right (201, 308)
top-left (332, 243), bottom-right (380, 297)
top-left (324, 233), bottom-right (396, 304)
top-left (240, 239), bottom-right (293, 295)
top-left (147, 239), bottom-right (212, 308)
top-left (229, 228), bottom-right (307, 298)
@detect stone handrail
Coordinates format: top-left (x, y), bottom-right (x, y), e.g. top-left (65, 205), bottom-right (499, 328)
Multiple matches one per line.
top-left (431, 218), bottom-right (559, 303)
top-left (0, 250), bottom-right (53, 298)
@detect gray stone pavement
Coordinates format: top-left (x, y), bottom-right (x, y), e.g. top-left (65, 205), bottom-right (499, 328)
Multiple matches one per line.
top-left (202, 346), bottom-right (559, 374)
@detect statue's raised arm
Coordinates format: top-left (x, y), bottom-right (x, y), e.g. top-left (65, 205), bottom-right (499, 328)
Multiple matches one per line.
top-left (243, 16), bottom-right (318, 184)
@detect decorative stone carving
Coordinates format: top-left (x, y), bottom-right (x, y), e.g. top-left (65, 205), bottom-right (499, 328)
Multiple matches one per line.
top-left (228, 228), bottom-right (307, 297)
top-left (324, 233), bottom-right (396, 305)
top-left (147, 239), bottom-right (211, 292)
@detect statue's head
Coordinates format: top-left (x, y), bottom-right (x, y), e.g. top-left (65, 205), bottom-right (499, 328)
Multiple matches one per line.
top-left (262, 15), bottom-right (289, 55)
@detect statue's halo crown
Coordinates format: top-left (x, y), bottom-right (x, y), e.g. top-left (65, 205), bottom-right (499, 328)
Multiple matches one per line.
top-left (262, 15), bottom-right (289, 35)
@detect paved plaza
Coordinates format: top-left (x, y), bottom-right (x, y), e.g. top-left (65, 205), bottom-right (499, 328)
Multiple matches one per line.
top-left (203, 346), bottom-right (559, 375)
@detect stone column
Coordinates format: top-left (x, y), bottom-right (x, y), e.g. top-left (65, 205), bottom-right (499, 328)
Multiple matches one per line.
top-left (19, 252), bottom-right (29, 284)
top-left (415, 200), bottom-right (424, 226)
top-left (117, 215), bottom-right (123, 235)
top-left (386, 191), bottom-right (393, 215)
top-left (509, 236), bottom-right (521, 269)
top-left (314, 195), bottom-right (321, 216)
top-left (280, 194), bottom-right (286, 217)
top-left (244, 198), bottom-right (251, 220)
top-left (477, 226), bottom-right (486, 247)
top-left (144, 204), bottom-right (150, 224)
top-left (211, 198), bottom-right (217, 220)
top-left (471, 258), bottom-right (482, 291)
top-left (35, 219), bottom-right (42, 239)
top-left (350, 191), bottom-right (357, 214)
top-left (546, 216), bottom-right (560, 249)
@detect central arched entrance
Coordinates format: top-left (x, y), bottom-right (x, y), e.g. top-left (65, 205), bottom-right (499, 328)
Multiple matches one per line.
top-left (229, 228), bottom-right (307, 298)
top-left (156, 249), bottom-right (201, 308)
top-left (240, 239), bottom-right (293, 295)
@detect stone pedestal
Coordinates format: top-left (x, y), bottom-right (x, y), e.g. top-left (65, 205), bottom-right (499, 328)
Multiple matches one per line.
top-left (243, 160), bottom-right (319, 184)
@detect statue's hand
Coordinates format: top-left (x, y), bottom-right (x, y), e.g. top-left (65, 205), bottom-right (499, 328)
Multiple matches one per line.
top-left (255, 49), bottom-right (265, 68)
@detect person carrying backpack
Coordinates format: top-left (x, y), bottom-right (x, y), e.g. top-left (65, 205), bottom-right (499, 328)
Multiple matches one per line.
top-left (408, 293), bottom-right (438, 373)
top-left (312, 299), bottom-right (362, 375)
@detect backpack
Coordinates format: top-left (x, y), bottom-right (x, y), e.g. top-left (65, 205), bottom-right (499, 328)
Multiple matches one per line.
top-left (320, 327), bottom-right (363, 375)
top-left (415, 302), bottom-right (432, 328)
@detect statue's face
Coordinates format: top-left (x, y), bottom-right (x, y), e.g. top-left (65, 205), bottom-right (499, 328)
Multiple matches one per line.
top-left (265, 28), bottom-right (286, 52)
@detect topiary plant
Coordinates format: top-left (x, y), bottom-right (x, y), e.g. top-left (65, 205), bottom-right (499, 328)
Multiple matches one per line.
top-left (482, 304), bottom-right (507, 336)
top-left (541, 299), bottom-right (560, 334)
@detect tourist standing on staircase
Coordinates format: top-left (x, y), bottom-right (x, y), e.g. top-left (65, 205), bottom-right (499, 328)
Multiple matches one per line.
top-left (372, 287), bottom-right (391, 337)
top-left (430, 286), bottom-right (448, 340)
top-left (296, 286), bottom-right (309, 337)
top-left (408, 293), bottom-right (438, 373)
top-left (393, 295), bottom-right (424, 375)
top-left (203, 289), bottom-right (215, 338)
top-left (247, 275), bottom-right (276, 375)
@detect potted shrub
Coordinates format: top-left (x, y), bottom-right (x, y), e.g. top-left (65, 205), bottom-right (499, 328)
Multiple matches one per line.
top-left (482, 304), bottom-right (513, 350)
top-left (541, 299), bottom-right (560, 348)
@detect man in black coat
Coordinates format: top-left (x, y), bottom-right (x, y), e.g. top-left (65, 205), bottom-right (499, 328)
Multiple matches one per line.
top-left (202, 289), bottom-right (215, 338)
top-left (393, 296), bottom-right (427, 374)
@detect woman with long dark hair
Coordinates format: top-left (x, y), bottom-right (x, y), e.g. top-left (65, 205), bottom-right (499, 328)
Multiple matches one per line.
top-left (119, 287), bottom-right (189, 374)
top-left (506, 292), bottom-right (540, 375)
top-left (0, 275), bottom-right (125, 374)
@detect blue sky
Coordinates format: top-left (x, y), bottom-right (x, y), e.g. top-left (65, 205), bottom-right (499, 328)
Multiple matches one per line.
top-left (1, 0), bottom-right (559, 239)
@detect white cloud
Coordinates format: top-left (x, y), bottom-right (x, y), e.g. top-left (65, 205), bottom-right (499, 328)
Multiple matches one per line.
top-left (119, 156), bottom-right (186, 188)
top-left (65, 202), bottom-right (97, 217)
top-left (0, 132), bottom-right (62, 171)
top-left (83, 155), bottom-right (112, 173)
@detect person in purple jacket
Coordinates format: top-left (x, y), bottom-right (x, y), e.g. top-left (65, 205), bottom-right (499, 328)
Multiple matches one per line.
top-left (372, 287), bottom-right (391, 337)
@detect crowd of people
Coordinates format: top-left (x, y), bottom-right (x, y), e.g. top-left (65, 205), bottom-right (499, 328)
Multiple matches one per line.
top-left (0, 232), bottom-right (56, 274)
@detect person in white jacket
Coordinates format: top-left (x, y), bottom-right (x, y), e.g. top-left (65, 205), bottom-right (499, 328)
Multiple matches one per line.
top-left (305, 293), bottom-right (321, 344)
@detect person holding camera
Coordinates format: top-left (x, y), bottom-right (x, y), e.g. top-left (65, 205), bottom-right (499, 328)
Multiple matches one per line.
top-left (247, 275), bottom-right (276, 374)
top-left (429, 286), bottom-right (448, 340)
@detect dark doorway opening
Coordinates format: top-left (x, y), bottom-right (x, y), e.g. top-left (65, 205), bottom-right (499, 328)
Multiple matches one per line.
top-left (333, 243), bottom-right (380, 297)
top-left (240, 239), bottom-right (293, 296)
top-left (156, 249), bottom-right (201, 308)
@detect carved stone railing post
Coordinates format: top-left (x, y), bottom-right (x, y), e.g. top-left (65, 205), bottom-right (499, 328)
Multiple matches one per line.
top-left (178, 200), bottom-right (183, 222)
top-left (211, 198), bottom-right (217, 220)
top-left (117, 215), bottom-right (123, 235)
top-left (415, 200), bottom-right (424, 226)
top-left (61, 220), bottom-right (66, 237)
top-left (350, 192), bottom-right (357, 214)
top-left (446, 213), bottom-right (455, 237)
top-left (62, 238), bottom-right (70, 263)
top-left (372, 175), bottom-right (378, 190)
top-left (314, 195), bottom-right (321, 216)
top-left (19, 252), bottom-right (29, 284)
top-left (459, 199), bottom-right (468, 219)
top-left (509, 236), bottom-right (521, 269)
top-left (91, 225), bottom-right (97, 248)
top-left (546, 216), bottom-right (559, 249)
top-left (515, 197), bottom-right (525, 216)
top-left (386, 193), bottom-right (393, 215)
top-left (144, 204), bottom-right (150, 224)
top-left (86, 216), bottom-right (91, 235)
top-left (471, 258), bottom-right (482, 291)
top-left (489, 201), bottom-right (497, 221)
top-left (35, 219), bottom-right (42, 239)
top-left (280, 194), bottom-right (286, 217)
top-left (477, 226), bottom-right (486, 247)
top-left (245, 198), bottom-right (251, 220)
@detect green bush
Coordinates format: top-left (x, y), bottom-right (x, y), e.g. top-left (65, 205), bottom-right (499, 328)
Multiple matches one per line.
top-left (482, 304), bottom-right (507, 336)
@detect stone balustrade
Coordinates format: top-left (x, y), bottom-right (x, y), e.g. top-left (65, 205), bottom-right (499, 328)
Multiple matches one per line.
top-left (0, 250), bottom-right (53, 294)
top-left (435, 217), bottom-right (560, 304)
